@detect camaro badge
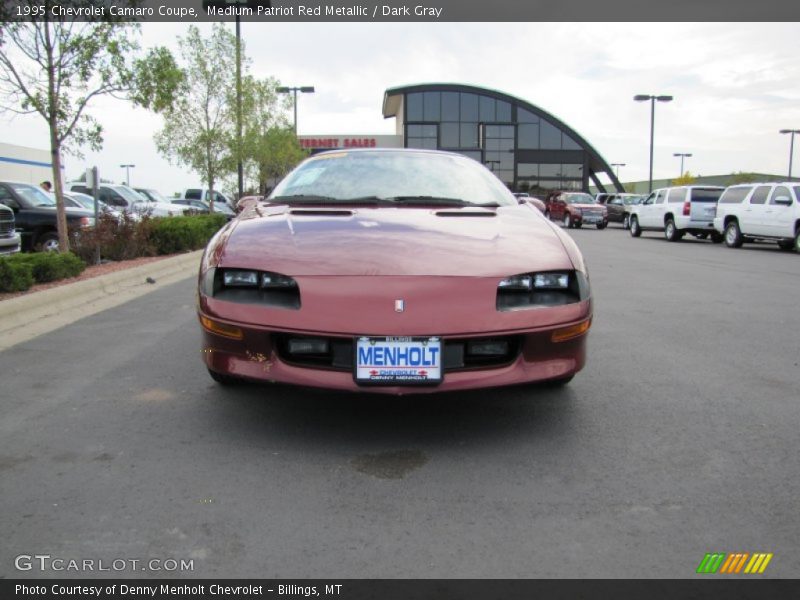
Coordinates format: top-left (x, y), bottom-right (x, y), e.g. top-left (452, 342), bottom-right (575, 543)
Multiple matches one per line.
top-left (395, 299), bottom-right (405, 313)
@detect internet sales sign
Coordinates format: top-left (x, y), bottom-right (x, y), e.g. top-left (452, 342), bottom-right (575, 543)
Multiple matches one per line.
top-left (299, 138), bottom-right (379, 149)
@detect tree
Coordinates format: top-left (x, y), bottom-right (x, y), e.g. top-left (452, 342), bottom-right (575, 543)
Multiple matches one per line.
top-left (672, 171), bottom-right (698, 185)
top-left (239, 76), bottom-right (306, 194)
top-left (153, 24), bottom-right (240, 212)
top-left (0, 1), bottom-right (181, 251)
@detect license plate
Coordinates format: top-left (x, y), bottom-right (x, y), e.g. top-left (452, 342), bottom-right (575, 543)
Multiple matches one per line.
top-left (355, 336), bottom-right (442, 385)
top-left (583, 215), bottom-right (600, 223)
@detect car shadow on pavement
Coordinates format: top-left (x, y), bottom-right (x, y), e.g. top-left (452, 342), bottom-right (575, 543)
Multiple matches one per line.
top-left (200, 379), bottom-right (580, 453)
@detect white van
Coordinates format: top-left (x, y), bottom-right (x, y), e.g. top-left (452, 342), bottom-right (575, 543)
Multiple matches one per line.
top-left (713, 182), bottom-right (800, 251)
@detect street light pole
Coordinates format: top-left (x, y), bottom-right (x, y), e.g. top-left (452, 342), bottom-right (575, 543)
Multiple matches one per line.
top-left (779, 129), bottom-right (800, 179)
top-left (634, 94), bottom-right (673, 193)
top-left (276, 85), bottom-right (316, 134)
top-left (673, 152), bottom-right (692, 178)
top-left (610, 163), bottom-right (625, 179)
top-left (120, 164), bottom-right (135, 186)
top-left (236, 13), bottom-right (243, 202)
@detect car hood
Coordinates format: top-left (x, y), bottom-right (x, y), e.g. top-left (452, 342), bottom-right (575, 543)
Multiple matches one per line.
top-left (213, 204), bottom-right (575, 276)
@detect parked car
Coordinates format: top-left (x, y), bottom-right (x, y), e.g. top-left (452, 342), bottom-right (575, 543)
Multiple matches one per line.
top-left (596, 193), bottom-right (645, 229)
top-left (0, 202), bottom-right (22, 255)
top-left (134, 188), bottom-right (173, 205)
top-left (67, 183), bottom-right (183, 218)
top-left (179, 188), bottom-right (234, 210)
top-left (629, 186), bottom-right (724, 241)
top-left (544, 191), bottom-right (608, 229)
top-left (199, 148), bottom-right (593, 392)
top-left (170, 198), bottom-right (210, 215)
top-left (50, 191), bottom-right (126, 221)
top-left (0, 180), bottom-right (94, 251)
top-left (713, 182), bottom-right (800, 251)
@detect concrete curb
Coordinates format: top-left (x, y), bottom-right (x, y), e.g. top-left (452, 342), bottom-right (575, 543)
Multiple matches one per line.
top-left (0, 250), bottom-right (203, 351)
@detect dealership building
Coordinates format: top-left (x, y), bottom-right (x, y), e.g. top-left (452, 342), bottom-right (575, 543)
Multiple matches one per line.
top-left (300, 83), bottom-right (624, 195)
top-left (0, 143), bottom-right (56, 184)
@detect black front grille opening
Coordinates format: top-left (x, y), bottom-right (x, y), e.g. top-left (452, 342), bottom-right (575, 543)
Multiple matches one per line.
top-left (274, 335), bottom-right (521, 372)
top-left (214, 287), bottom-right (301, 309)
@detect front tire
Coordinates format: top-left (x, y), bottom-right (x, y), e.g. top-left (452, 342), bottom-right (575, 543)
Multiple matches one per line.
top-left (563, 214), bottom-right (572, 229)
top-left (622, 214), bottom-right (630, 230)
top-left (36, 232), bottom-right (60, 252)
top-left (630, 216), bottom-right (642, 237)
top-left (725, 220), bottom-right (744, 248)
top-left (664, 218), bottom-right (682, 241)
top-left (596, 222), bottom-right (607, 230)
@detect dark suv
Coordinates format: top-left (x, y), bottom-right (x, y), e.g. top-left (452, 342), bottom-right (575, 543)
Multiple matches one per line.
top-left (0, 181), bottom-right (95, 251)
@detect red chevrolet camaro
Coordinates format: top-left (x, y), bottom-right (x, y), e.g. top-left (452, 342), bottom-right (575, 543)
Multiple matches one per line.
top-left (198, 149), bottom-right (592, 394)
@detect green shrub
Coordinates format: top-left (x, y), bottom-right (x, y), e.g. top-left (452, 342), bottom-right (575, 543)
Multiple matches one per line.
top-left (149, 214), bottom-right (227, 255)
top-left (3, 252), bottom-right (85, 285)
top-left (0, 257), bottom-right (34, 292)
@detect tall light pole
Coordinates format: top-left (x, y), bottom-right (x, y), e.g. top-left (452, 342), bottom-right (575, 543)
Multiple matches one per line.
top-left (779, 129), bottom-right (800, 179)
top-left (120, 164), bottom-right (135, 186)
top-left (673, 152), bottom-right (692, 178)
top-left (276, 86), bottom-right (315, 134)
top-left (610, 163), bottom-right (625, 179)
top-left (634, 94), bottom-right (673, 193)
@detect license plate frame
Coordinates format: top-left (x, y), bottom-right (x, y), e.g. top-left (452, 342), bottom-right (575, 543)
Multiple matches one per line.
top-left (354, 336), bottom-right (443, 386)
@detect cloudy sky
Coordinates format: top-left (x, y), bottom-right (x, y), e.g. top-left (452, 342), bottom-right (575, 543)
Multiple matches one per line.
top-left (3, 22), bottom-right (800, 194)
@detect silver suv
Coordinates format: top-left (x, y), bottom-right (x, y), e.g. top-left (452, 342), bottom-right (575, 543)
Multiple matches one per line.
top-left (713, 182), bottom-right (800, 251)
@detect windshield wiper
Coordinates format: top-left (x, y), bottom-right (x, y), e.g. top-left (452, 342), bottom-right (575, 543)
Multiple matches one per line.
top-left (387, 196), bottom-right (499, 207)
top-left (269, 195), bottom-right (341, 204)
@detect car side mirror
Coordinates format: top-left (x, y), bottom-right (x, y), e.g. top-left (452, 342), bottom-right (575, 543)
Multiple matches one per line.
top-left (773, 195), bottom-right (792, 206)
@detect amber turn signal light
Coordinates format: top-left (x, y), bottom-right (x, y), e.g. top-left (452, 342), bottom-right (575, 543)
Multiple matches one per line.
top-left (199, 315), bottom-right (244, 340)
top-left (551, 318), bottom-right (592, 343)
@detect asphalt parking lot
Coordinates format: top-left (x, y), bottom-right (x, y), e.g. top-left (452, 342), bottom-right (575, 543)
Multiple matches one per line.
top-left (1, 223), bottom-right (798, 579)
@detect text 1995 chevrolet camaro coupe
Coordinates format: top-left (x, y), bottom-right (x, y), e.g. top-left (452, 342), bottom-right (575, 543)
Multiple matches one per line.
top-left (198, 149), bottom-right (592, 394)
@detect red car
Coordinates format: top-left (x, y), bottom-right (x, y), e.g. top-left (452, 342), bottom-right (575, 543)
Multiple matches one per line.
top-left (545, 191), bottom-right (608, 229)
top-left (198, 149), bottom-right (592, 394)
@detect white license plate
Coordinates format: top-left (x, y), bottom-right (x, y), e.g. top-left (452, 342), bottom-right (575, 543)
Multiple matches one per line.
top-left (355, 337), bottom-right (442, 384)
top-left (583, 216), bottom-right (600, 223)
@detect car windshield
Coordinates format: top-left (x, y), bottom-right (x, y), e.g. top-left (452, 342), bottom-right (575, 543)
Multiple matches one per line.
top-left (270, 150), bottom-right (515, 207)
top-left (9, 183), bottom-right (56, 207)
top-left (202, 200), bottom-right (234, 215)
top-left (141, 189), bottom-right (170, 203)
top-left (111, 185), bottom-right (148, 203)
top-left (564, 193), bottom-right (595, 204)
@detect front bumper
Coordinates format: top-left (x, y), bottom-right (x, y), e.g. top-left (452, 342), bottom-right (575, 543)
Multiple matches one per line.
top-left (0, 233), bottom-right (21, 255)
top-left (198, 289), bottom-right (592, 394)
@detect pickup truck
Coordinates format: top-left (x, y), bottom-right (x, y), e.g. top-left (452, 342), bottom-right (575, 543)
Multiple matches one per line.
top-left (0, 202), bottom-right (22, 255)
top-left (0, 180), bottom-right (95, 252)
